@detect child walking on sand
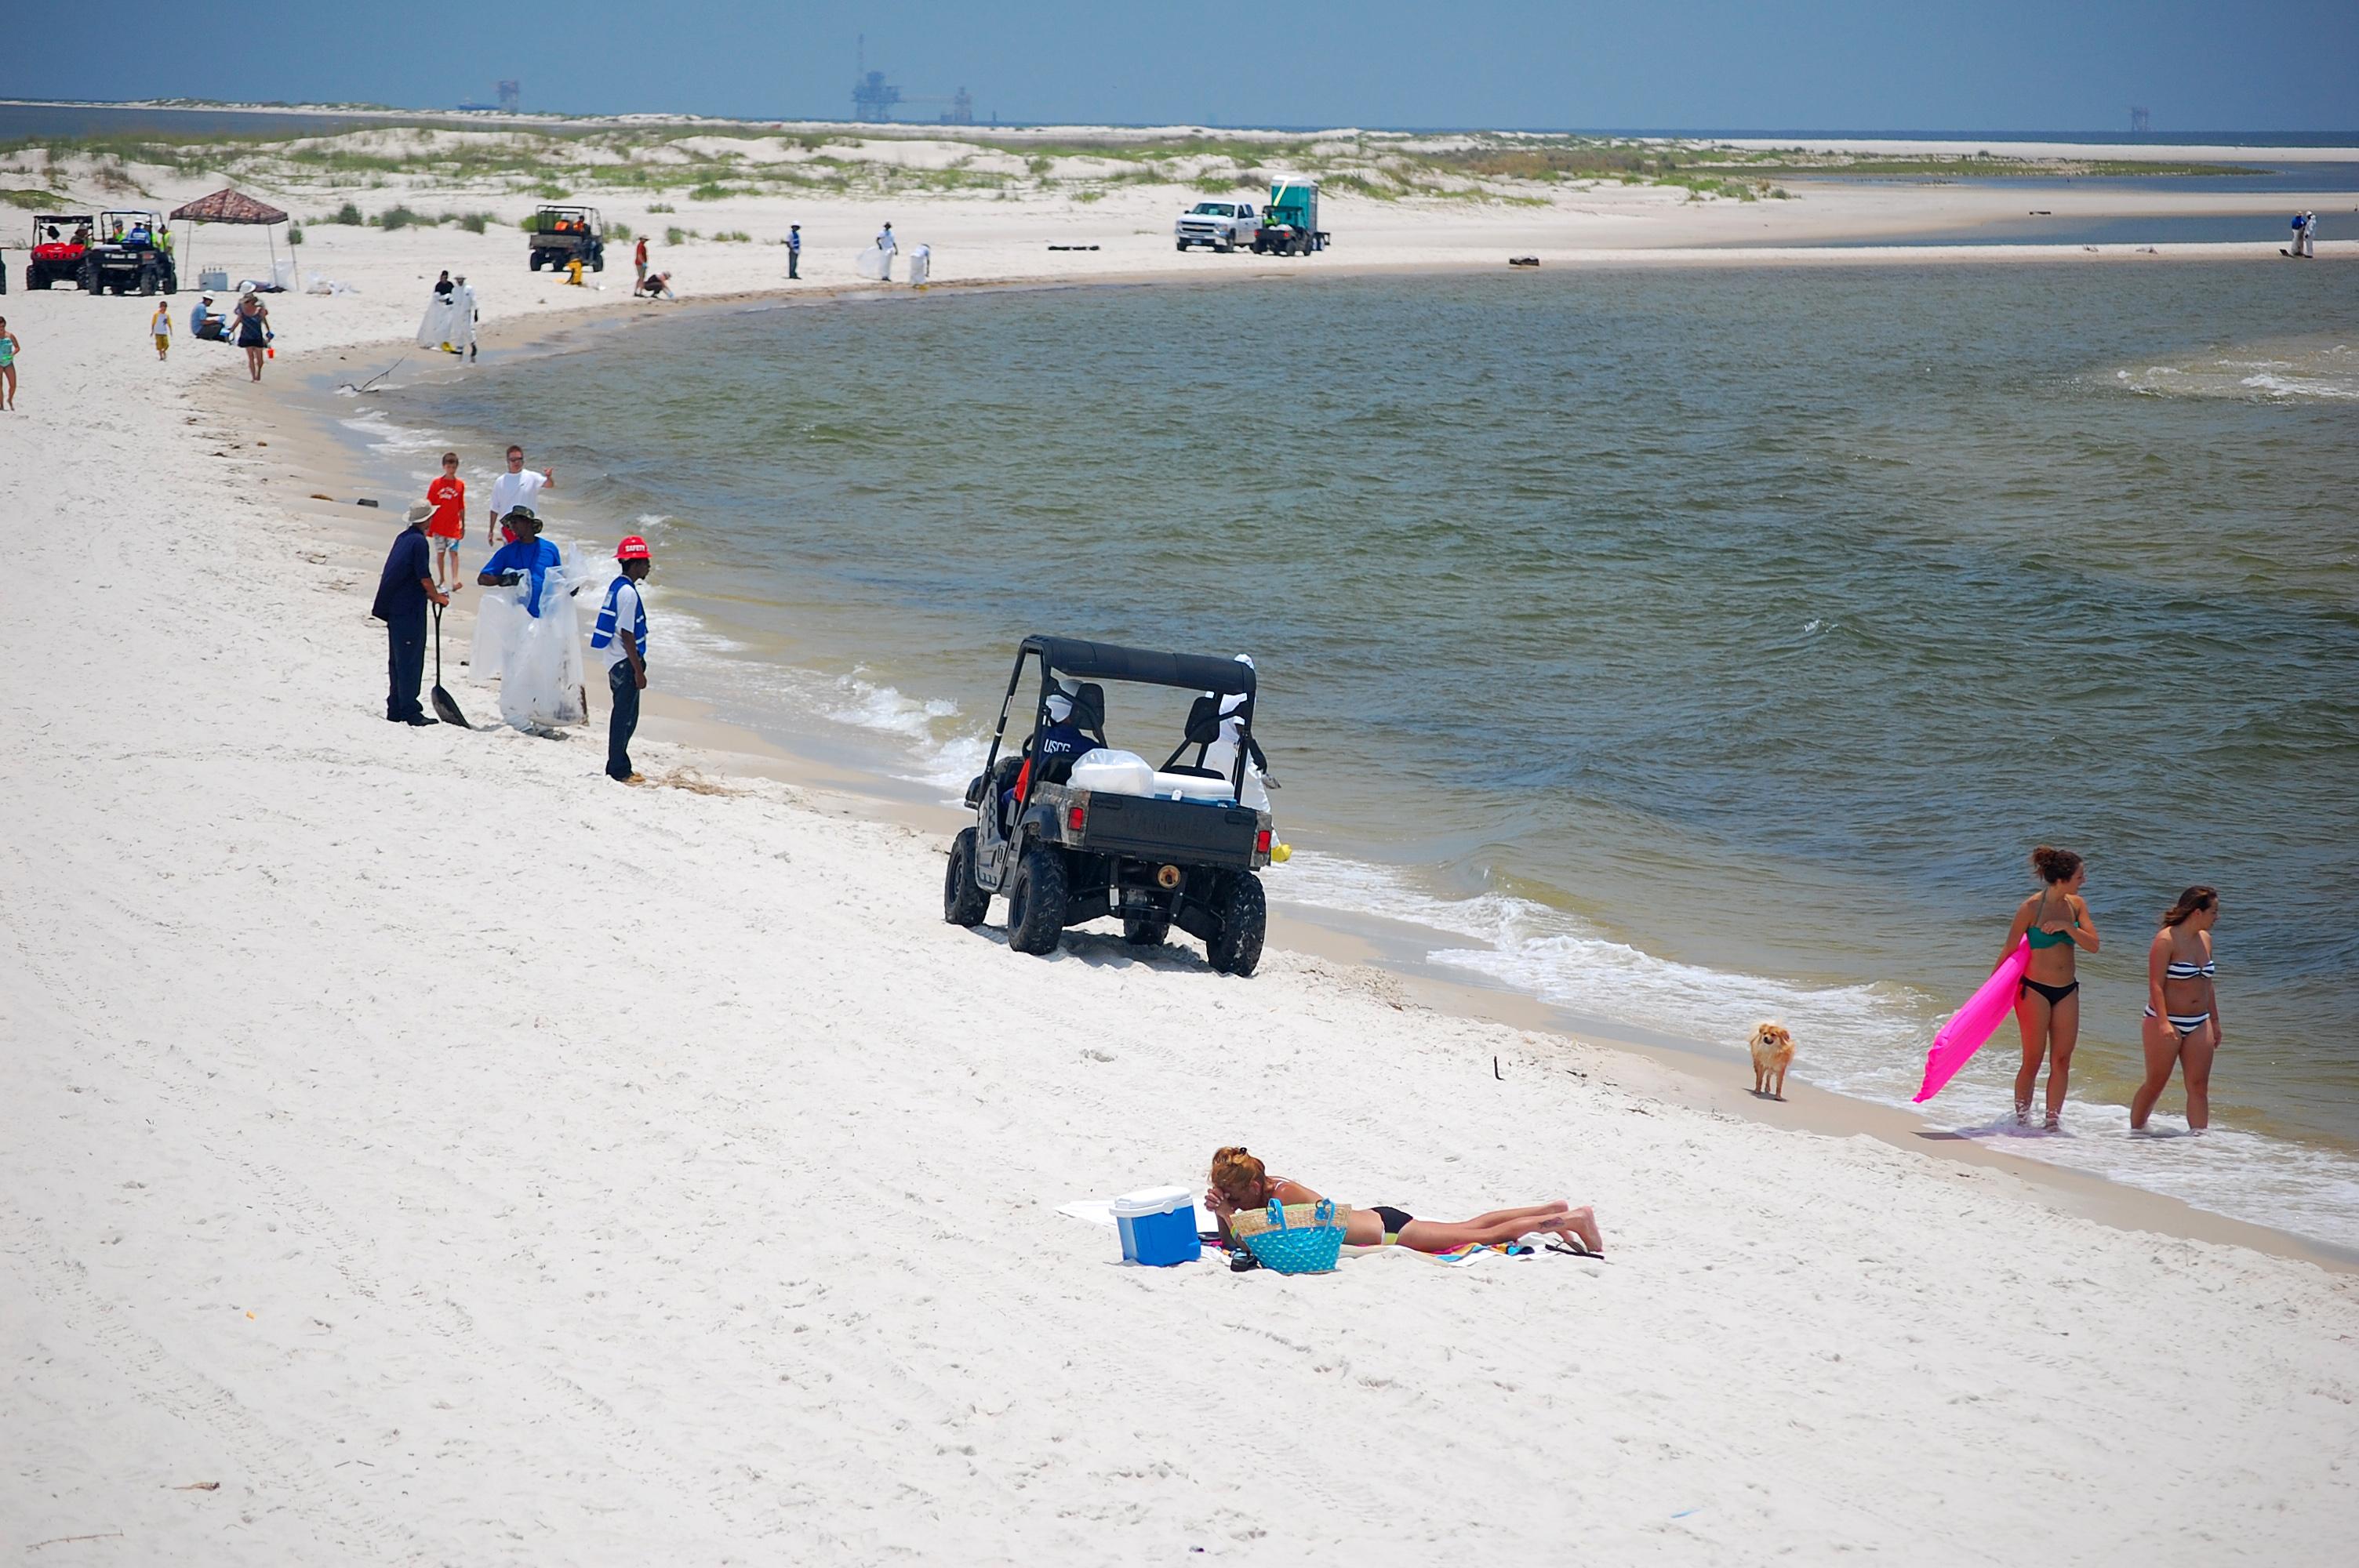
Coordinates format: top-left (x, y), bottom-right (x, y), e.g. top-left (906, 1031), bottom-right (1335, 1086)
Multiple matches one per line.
top-left (427, 451), bottom-right (467, 594)
top-left (0, 318), bottom-right (18, 410)
top-left (150, 300), bottom-right (173, 361)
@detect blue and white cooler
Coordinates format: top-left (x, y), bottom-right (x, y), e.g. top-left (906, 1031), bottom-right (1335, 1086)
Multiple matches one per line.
top-left (1110, 1186), bottom-right (1202, 1267)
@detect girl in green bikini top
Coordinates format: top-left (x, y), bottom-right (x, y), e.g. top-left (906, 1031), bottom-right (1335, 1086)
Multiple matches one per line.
top-left (2004, 845), bottom-right (2101, 1129)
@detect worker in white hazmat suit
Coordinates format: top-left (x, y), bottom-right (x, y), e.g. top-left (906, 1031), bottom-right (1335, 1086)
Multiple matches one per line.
top-left (1200, 654), bottom-right (1278, 811)
top-left (449, 276), bottom-right (478, 358)
top-left (907, 242), bottom-right (931, 289)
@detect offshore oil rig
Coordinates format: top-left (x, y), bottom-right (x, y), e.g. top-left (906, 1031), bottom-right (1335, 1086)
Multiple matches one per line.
top-left (851, 36), bottom-right (974, 124)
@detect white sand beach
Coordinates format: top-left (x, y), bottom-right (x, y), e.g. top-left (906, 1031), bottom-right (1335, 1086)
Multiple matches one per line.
top-left (5, 134), bottom-right (2359, 1563)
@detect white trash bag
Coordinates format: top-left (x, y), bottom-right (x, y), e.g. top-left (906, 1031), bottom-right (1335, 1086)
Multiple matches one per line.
top-left (472, 545), bottom-right (587, 730)
top-left (854, 246), bottom-right (889, 281)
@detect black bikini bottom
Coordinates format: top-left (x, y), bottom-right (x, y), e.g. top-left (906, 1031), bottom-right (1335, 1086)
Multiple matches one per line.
top-left (1371, 1204), bottom-right (1415, 1239)
top-left (2021, 977), bottom-right (2080, 1006)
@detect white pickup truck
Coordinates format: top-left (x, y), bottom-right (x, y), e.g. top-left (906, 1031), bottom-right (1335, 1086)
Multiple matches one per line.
top-left (1174, 200), bottom-right (1259, 252)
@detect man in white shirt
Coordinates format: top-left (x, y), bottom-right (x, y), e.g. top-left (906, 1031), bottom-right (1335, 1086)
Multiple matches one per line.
top-left (590, 536), bottom-right (652, 782)
top-left (875, 221), bottom-right (897, 280)
top-left (485, 444), bottom-right (553, 547)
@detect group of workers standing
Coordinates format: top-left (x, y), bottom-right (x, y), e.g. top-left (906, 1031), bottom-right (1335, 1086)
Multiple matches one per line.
top-left (370, 441), bottom-right (654, 784)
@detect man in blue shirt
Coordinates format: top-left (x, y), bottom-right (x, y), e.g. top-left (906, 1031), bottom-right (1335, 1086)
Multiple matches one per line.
top-left (371, 503), bottom-right (449, 724)
top-left (189, 294), bottom-right (224, 340)
top-left (476, 507), bottom-right (562, 614)
top-left (787, 223), bottom-right (801, 279)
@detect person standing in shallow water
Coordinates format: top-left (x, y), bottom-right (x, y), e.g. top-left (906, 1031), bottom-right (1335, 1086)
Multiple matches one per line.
top-left (2000, 845), bottom-right (2101, 1131)
top-left (2132, 887), bottom-right (2223, 1134)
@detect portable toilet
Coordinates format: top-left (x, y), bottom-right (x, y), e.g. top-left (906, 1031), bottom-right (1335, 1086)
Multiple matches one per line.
top-left (1265, 174), bottom-right (1320, 245)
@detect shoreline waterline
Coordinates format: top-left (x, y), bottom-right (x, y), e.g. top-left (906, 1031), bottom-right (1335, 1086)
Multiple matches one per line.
top-left (282, 258), bottom-right (2359, 1264)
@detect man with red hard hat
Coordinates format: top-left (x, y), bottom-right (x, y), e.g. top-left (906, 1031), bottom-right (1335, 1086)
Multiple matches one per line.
top-left (591, 536), bottom-right (653, 782)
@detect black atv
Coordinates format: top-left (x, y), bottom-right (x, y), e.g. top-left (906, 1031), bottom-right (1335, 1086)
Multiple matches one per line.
top-left (79, 210), bottom-right (176, 296)
top-left (527, 205), bottom-right (605, 273)
top-left (947, 636), bottom-right (1275, 975)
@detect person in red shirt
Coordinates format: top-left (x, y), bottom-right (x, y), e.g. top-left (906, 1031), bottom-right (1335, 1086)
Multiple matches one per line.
top-left (427, 451), bottom-right (469, 594)
top-left (634, 234), bottom-right (649, 286)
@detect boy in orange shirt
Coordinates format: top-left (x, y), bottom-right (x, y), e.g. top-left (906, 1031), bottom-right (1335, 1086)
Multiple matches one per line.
top-left (427, 452), bottom-right (468, 594)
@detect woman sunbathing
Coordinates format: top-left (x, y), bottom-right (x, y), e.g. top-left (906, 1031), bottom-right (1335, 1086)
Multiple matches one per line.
top-left (1205, 1146), bottom-right (1604, 1255)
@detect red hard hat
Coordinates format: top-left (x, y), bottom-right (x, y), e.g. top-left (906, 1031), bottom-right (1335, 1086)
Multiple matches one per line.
top-left (616, 535), bottom-right (651, 561)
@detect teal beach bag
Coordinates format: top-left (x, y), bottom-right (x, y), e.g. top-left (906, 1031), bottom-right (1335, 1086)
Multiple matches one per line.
top-left (1238, 1198), bottom-right (1347, 1275)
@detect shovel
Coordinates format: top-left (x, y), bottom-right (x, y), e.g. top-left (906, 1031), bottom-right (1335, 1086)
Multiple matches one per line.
top-left (431, 602), bottom-right (470, 728)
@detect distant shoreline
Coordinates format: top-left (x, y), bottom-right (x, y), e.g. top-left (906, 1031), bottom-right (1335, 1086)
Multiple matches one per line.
top-left (3, 97), bottom-right (2354, 162)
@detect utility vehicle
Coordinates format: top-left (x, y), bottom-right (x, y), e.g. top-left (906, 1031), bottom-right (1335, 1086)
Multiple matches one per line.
top-left (1252, 176), bottom-right (1328, 255)
top-left (24, 213), bottom-right (94, 290)
top-left (527, 205), bottom-right (605, 272)
top-left (81, 210), bottom-right (176, 296)
top-left (947, 637), bottom-right (1274, 975)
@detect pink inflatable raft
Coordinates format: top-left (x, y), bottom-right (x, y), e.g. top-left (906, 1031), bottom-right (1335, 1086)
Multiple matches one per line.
top-left (1914, 937), bottom-right (2030, 1102)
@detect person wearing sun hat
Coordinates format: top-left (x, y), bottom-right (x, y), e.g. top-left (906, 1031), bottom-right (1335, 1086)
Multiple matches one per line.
top-left (590, 535), bottom-right (653, 782)
top-left (370, 503), bottom-right (449, 726)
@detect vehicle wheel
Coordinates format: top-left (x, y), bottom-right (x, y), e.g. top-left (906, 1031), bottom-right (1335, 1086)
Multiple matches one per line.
top-left (138, 269), bottom-right (156, 296)
top-left (1205, 873), bottom-right (1267, 977)
top-left (528, 253), bottom-right (542, 272)
top-left (25, 269), bottom-right (41, 290)
top-left (944, 827), bottom-right (990, 927)
top-left (591, 254), bottom-right (604, 273)
top-left (1005, 844), bottom-right (1068, 956)
top-left (1216, 240), bottom-right (1234, 253)
top-left (1122, 913), bottom-right (1171, 948)
top-left (1176, 241), bottom-right (1187, 252)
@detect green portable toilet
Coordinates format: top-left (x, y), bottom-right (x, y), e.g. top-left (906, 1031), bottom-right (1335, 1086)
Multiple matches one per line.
top-left (1267, 176), bottom-right (1318, 234)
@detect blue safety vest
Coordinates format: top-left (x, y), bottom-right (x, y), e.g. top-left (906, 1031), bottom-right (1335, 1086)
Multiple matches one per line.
top-left (591, 575), bottom-right (648, 652)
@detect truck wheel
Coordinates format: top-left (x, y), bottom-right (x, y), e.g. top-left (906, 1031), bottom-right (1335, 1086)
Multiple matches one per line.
top-left (944, 827), bottom-right (990, 927)
top-left (528, 252), bottom-right (542, 272)
top-left (1122, 913), bottom-right (1171, 948)
top-left (1175, 241), bottom-right (1187, 252)
top-left (1205, 873), bottom-right (1267, 977)
top-left (1216, 239), bottom-right (1234, 253)
top-left (138, 267), bottom-right (157, 296)
top-left (591, 254), bottom-right (604, 274)
top-left (1005, 844), bottom-right (1069, 956)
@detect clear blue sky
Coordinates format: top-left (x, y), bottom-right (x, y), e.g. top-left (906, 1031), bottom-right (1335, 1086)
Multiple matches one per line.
top-left (5, 1), bottom-right (2353, 132)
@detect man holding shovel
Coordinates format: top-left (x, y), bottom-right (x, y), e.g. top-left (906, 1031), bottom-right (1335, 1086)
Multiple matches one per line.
top-left (372, 503), bottom-right (449, 726)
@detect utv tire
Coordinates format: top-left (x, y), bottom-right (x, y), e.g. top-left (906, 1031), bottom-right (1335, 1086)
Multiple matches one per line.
top-left (944, 826), bottom-right (990, 927)
top-left (1122, 913), bottom-right (1171, 948)
top-left (1205, 873), bottom-right (1267, 977)
top-left (591, 254), bottom-right (604, 273)
top-left (138, 269), bottom-right (157, 296)
top-left (1005, 844), bottom-right (1069, 956)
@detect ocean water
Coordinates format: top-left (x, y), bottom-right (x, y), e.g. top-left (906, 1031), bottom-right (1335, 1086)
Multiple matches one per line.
top-left (374, 262), bottom-right (2359, 1249)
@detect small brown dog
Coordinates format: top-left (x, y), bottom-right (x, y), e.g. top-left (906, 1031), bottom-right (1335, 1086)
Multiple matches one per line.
top-left (1749, 1022), bottom-right (1796, 1100)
